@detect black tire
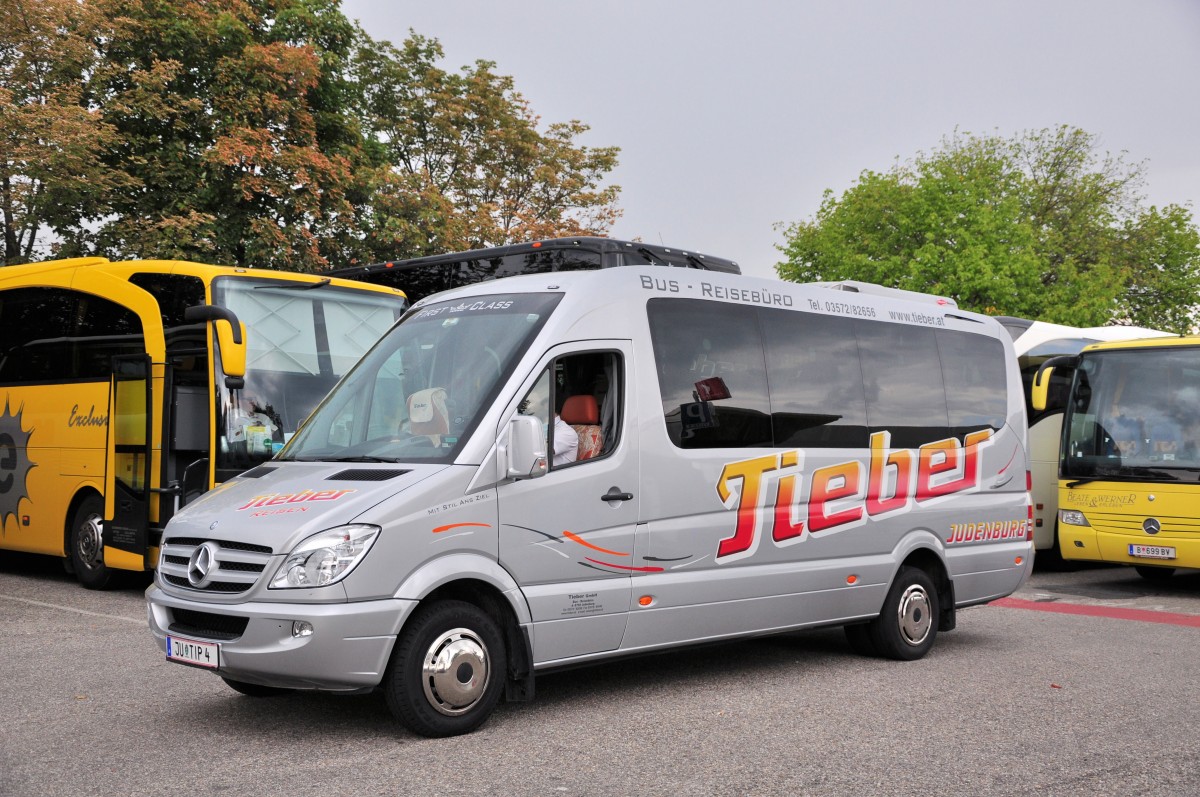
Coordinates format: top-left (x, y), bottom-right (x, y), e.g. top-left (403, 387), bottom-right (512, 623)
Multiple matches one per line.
top-left (385, 600), bottom-right (507, 738)
top-left (69, 495), bottom-right (113, 590)
top-left (221, 677), bottom-right (290, 697)
top-left (866, 566), bottom-right (940, 661)
top-left (843, 623), bottom-right (879, 656)
top-left (1134, 565), bottom-right (1175, 582)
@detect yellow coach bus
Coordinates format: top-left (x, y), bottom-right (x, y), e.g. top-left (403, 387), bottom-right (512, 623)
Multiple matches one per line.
top-left (1033, 336), bottom-right (1199, 580)
top-left (0, 258), bottom-right (406, 588)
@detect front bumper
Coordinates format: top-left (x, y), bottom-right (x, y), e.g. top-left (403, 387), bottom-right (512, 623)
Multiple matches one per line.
top-left (1060, 525), bottom-right (1200, 569)
top-left (146, 584), bottom-right (417, 690)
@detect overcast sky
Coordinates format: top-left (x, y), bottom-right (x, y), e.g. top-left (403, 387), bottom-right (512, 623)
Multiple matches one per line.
top-left (342, 0), bottom-right (1200, 280)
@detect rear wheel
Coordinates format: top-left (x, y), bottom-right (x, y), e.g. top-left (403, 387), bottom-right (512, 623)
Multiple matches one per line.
top-left (69, 495), bottom-right (113, 590)
top-left (1134, 565), bottom-right (1175, 582)
top-left (385, 600), bottom-right (506, 738)
top-left (867, 566), bottom-right (940, 661)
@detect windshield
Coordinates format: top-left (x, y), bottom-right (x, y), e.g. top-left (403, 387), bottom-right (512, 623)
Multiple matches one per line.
top-left (1062, 347), bottom-right (1200, 483)
top-left (210, 277), bottom-right (406, 480)
top-left (280, 292), bottom-right (562, 463)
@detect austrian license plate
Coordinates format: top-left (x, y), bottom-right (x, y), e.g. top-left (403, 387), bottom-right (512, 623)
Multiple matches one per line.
top-left (1128, 544), bottom-right (1176, 560)
top-left (166, 635), bottom-right (219, 669)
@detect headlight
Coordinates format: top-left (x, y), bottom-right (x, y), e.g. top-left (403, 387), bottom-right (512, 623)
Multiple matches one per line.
top-left (1059, 510), bottom-right (1090, 527)
top-left (269, 524), bottom-right (380, 589)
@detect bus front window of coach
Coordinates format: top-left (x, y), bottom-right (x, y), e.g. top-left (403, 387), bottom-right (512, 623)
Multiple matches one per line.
top-left (279, 292), bottom-right (563, 464)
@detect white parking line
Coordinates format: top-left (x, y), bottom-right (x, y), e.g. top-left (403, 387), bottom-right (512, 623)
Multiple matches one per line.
top-left (0, 593), bottom-right (143, 624)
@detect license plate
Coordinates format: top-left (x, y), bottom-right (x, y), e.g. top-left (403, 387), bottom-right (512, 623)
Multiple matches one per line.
top-left (166, 635), bottom-right (219, 669)
top-left (1128, 544), bottom-right (1176, 560)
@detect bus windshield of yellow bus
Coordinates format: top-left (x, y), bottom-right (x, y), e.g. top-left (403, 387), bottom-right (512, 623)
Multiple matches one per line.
top-left (211, 277), bottom-right (402, 480)
top-left (1062, 347), bottom-right (1200, 483)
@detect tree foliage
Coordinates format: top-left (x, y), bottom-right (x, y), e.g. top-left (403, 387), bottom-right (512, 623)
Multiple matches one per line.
top-left (349, 33), bottom-right (621, 263)
top-left (776, 127), bottom-right (1200, 331)
top-left (0, 0), bottom-right (132, 264)
top-left (1, 1), bottom-right (621, 271)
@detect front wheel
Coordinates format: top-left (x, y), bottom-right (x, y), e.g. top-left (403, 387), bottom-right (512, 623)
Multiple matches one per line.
top-left (385, 601), bottom-right (507, 738)
top-left (69, 495), bottom-right (113, 590)
top-left (866, 566), bottom-right (940, 661)
top-left (1134, 565), bottom-right (1175, 582)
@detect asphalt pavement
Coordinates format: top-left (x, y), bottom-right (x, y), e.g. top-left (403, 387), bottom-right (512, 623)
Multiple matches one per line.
top-left (1, 552), bottom-right (1197, 797)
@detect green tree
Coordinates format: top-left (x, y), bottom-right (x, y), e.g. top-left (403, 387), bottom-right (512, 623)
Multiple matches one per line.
top-left (0, 0), bottom-right (131, 264)
top-left (776, 127), bottom-right (1200, 329)
top-left (88, 0), bottom-right (364, 271)
top-left (1117, 205), bottom-right (1200, 334)
top-left (349, 33), bottom-right (621, 263)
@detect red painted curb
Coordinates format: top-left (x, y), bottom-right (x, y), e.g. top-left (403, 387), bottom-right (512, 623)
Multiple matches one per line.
top-left (991, 596), bottom-right (1200, 628)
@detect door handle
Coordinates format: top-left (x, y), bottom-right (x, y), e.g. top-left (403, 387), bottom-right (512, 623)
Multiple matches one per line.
top-left (601, 488), bottom-right (633, 502)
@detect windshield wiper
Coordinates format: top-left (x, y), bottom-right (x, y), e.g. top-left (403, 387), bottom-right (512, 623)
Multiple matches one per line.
top-left (637, 247), bottom-right (666, 265)
top-left (255, 278), bottom-right (331, 291)
top-left (1066, 478), bottom-right (1098, 488)
top-left (331, 455), bottom-right (402, 463)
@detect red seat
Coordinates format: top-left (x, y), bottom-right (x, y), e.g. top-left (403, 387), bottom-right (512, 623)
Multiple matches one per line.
top-left (561, 395), bottom-right (603, 460)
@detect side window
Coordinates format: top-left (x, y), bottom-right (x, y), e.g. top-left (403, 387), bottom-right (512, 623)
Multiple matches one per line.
top-left (0, 287), bottom-right (143, 383)
top-left (648, 298), bottom-right (771, 448)
top-left (74, 293), bottom-right (147, 379)
top-left (128, 272), bottom-right (207, 329)
top-left (936, 330), bottom-right (1009, 435)
top-left (0, 288), bottom-right (78, 382)
top-left (395, 263), bottom-right (453, 303)
top-left (855, 319), bottom-right (950, 447)
top-left (517, 351), bottom-right (621, 468)
top-left (761, 308), bottom-right (869, 448)
top-left (129, 273), bottom-right (208, 385)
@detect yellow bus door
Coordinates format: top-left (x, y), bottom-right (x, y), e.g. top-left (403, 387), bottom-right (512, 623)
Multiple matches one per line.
top-left (104, 354), bottom-right (153, 572)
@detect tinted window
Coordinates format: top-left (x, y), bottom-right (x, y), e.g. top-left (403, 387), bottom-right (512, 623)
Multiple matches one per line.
top-left (648, 298), bottom-right (772, 448)
top-left (0, 287), bottom-right (145, 383)
top-left (74, 293), bottom-right (145, 378)
top-left (493, 250), bottom-right (602, 277)
top-left (855, 321), bottom-right (950, 447)
top-left (936, 329), bottom-right (1008, 434)
top-left (761, 309), bottom-right (869, 447)
top-left (390, 263), bottom-right (452, 303)
top-left (648, 298), bottom-right (1011, 450)
top-left (128, 273), bottom-right (206, 330)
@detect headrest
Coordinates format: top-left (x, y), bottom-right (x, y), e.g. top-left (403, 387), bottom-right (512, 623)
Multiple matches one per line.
top-left (561, 394), bottom-right (599, 425)
top-left (407, 387), bottom-right (449, 435)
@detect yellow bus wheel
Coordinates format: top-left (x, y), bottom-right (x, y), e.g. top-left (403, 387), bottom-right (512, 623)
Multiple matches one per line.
top-left (69, 496), bottom-right (113, 590)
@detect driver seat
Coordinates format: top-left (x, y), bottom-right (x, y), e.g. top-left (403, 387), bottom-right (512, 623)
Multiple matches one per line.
top-left (561, 395), bottom-right (603, 460)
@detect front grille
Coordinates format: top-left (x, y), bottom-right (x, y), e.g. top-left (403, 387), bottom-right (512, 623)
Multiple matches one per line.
top-left (158, 537), bottom-right (274, 594)
top-left (168, 608), bottom-right (249, 641)
top-left (167, 537), bottom-right (272, 554)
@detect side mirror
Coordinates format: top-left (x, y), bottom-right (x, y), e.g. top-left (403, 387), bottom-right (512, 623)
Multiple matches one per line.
top-left (505, 415), bottom-right (548, 480)
top-left (1032, 354), bottom-right (1080, 412)
top-left (185, 305), bottom-right (248, 379)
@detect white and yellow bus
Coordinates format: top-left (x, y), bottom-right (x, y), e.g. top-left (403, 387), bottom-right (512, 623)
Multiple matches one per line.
top-left (1034, 336), bottom-right (1198, 579)
top-left (0, 258), bottom-right (405, 588)
top-left (998, 317), bottom-right (1168, 564)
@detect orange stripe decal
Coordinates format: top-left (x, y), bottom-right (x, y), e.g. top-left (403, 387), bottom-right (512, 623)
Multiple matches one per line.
top-left (432, 522), bottom-right (492, 534)
top-left (563, 530), bottom-right (629, 556)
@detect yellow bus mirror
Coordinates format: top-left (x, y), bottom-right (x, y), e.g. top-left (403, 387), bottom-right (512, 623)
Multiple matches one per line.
top-left (216, 320), bottom-right (247, 379)
top-left (1031, 354), bottom-right (1081, 412)
top-left (1031, 366), bottom-right (1053, 412)
top-left (185, 304), bottom-right (247, 379)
